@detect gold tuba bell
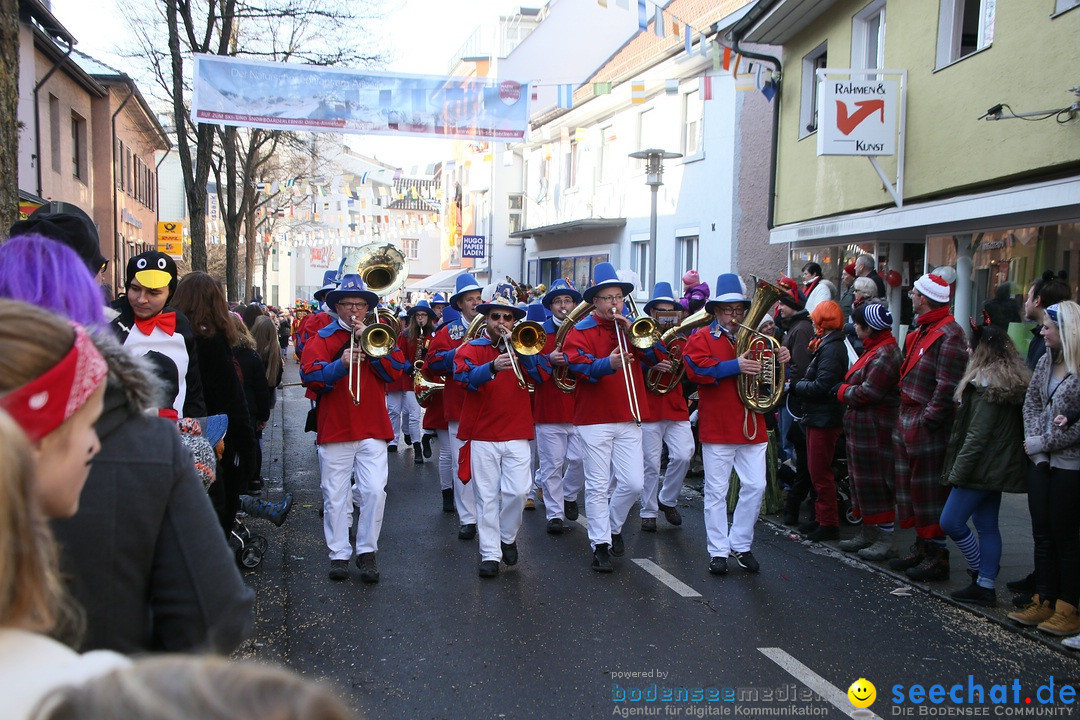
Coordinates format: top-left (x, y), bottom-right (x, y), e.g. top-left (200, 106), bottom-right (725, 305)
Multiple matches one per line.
top-left (550, 301), bottom-right (594, 393)
top-left (342, 242), bottom-right (409, 297)
top-left (733, 280), bottom-right (786, 417)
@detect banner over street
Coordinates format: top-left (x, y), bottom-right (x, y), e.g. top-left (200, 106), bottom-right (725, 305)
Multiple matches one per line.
top-left (191, 55), bottom-right (530, 142)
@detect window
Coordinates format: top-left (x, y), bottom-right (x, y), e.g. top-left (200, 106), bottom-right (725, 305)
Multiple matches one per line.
top-left (631, 236), bottom-right (651, 296)
top-left (49, 95), bottom-right (61, 173)
top-left (682, 89), bottom-right (702, 157)
top-left (125, 148), bottom-right (133, 195)
top-left (508, 193), bottom-right (523, 235)
top-left (116, 140), bottom-right (124, 190)
top-left (936, 0), bottom-right (995, 68)
top-left (677, 233), bottom-right (699, 277)
top-left (71, 113), bottom-right (87, 181)
top-left (403, 238), bottom-right (419, 259)
top-left (800, 42), bottom-right (828, 137)
top-left (852, 1), bottom-right (886, 80)
top-left (563, 140), bottom-right (579, 189)
top-left (636, 108), bottom-right (664, 167)
top-left (597, 125), bottom-right (613, 184)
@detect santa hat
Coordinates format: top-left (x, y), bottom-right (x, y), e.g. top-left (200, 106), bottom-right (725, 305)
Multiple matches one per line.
top-left (914, 273), bottom-right (951, 304)
top-left (843, 263), bottom-right (857, 276)
top-left (681, 269), bottom-right (701, 288)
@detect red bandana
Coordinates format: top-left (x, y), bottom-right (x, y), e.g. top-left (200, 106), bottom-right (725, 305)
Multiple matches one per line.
top-left (0, 325), bottom-right (108, 442)
top-left (134, 311), bottom-right (177, 336)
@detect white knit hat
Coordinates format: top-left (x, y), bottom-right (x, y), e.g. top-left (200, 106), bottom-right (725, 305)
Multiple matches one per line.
top-left (914, 273), bottom-right (951, 303)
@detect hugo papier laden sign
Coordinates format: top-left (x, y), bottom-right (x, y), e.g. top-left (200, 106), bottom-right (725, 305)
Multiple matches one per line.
top-left (461, 235), bottom-right (485, 259)
top-left (817, 76), bottom-right (897, 157)
top-left (157, 221), bottom-right (184, 258)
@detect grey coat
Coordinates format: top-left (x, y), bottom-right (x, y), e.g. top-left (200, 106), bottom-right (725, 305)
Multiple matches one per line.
top-left (51, 334), bottom-right (254, 654)
top-left (1023, 353), bottom-right (1080, 470)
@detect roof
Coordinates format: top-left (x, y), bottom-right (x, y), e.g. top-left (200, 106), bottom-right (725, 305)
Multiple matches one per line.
top-left (509, 217), bottom-right (626, 239)
top-left (20, 0), bottom-right (76, 44)
top-left (733, 0), bottom-right (841, 45)
top-left (71, 49), bottom-right (171, 150)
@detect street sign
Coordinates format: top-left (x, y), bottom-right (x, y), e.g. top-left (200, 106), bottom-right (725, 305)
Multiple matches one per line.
top-left (462, 235), bottom-right (485, 259)
top-left (817, 75), bottom-right (898, 156)
top-left (157, 221), bottom-right (184, 258)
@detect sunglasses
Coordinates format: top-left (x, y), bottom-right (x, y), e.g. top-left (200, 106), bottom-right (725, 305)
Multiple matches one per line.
top-left (488, 312), bottom-right (515, 321)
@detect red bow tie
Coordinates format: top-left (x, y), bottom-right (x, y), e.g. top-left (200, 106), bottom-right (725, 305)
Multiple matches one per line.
top-left (134, 311), bottom-right (177, 336)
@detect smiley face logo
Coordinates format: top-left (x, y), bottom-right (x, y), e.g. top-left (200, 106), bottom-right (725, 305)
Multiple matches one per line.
top-left (847, 678), bottom-right (876, 708)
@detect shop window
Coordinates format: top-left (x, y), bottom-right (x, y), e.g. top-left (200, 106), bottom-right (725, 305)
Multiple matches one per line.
top-left (936, 0), bottom-right (995, 68)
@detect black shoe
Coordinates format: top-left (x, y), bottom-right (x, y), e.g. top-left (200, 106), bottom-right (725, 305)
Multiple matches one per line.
top-left (564, 500), bottom-right (579, 521)
top-left (798, 520), bottom-right (820, 534)
top-left (328, 559), bottom-right (349, 581)
top-left (610, 533), bottom-right (625, 557)
top-left (404, 433), bottom-right (412, 446)
top-left (906, 546), bottom-right (949, 582)
top-left (501, 542), bottom-right (518, 566)
top-left (413, 442), bottom-right (424, 464)
top-left (387, 443), bottom-right (398, 453)
top-left (806, 525), bottom-right (839, 542)
top-left (458, 523), bottom-right (477, 540)
top-left (355, 552), bottom-right (379, 584)
top-left (733, 550), bottom-right (760, 573)
top-left (658, 501), bottom-right (682, 526)
top-left (422, 433), bottom-right (433, 458)
top-left (442, 488), bottom-right (455, 513)
top-left (247, 477), bottom-right (264, 495)
top-left (1006, 571), bottom-right (1036, 593)
top-left (641, 517), bottom-right (657, 533)
top-left (1012, 592), bottom-right (1034, 608)
top-left (890, 540), bottom-right (927, 571)
top-left (709, 556), bottom-right (728, 575)
top-left (478, 560), bottom-right (499, 578)
top-left (951, 581), bottom-right (997, 607)
top-left (782, 509), bottom-right (800, 526)
top-left (547, 518), bottom-right (564, 535)
top-left (592, 544), bottom-right (613, 573)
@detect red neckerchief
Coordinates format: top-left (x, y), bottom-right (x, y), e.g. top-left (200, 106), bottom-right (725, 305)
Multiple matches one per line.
top-left (134, 311), bottom-right (177, 336)
top-left (804, 277), bottom-right (820, 298)
top-left (899, 306), bottom-right (952, 379)
top-left (846, 330), bottom-right (896, 380)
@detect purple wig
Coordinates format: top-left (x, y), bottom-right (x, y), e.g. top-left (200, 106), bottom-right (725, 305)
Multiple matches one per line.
top-left (0, 233), bottom-right (107, 327)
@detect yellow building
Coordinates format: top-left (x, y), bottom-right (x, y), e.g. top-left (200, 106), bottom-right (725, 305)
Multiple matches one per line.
top-left (734, 0), bottom-right (1080, 329)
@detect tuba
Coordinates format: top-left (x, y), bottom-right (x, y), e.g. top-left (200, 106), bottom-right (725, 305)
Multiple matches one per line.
top-left (341, 242), bottom-right (408, 297)
top-left (733, 280), bottom-right (786, 418)
top-left (644, 308), bottom-right (713, 394)
top-left (551, 301), bottom-right (595, 393)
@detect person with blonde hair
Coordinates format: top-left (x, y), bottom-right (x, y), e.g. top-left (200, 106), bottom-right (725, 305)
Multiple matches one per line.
top-left (0, 300), bottom-right (129, 718)
top-left (1011, 301), bottom-right (1080, 637)
top-left (34, 655), bottom-right (356, 720)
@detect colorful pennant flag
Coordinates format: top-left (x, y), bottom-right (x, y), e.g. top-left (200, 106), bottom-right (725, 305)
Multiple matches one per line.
top-left (665, 79), bottom-right (679, 95)
top-left (557, 83), bottom-right (574, 109)
top-left (699, 32), bottom-right (709, 57)
top-left (597, 0), bottom-right (607, 6)
top-left (761, 77), bottom-right (777, 102)
top-left (723, 45), bottom-right (732, 71)
top-left (638, 0), bottom-right (647, 31)
top-left (654, 6), bottom-right (665, 37)
top-left (631, 80), bottom-right (645, 104)
top-left (684, 25), bottom-right (692, 55)
top-left (701, 75), bottom-right (713, 102)
top-left (711, 41), bottom-right (721, 71)
top-left (593, 82), bottom-right (612, 95)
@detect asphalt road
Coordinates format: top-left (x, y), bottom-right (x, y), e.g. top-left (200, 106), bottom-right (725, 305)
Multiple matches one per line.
top-left (238, 364), bottom-right (1080, 720)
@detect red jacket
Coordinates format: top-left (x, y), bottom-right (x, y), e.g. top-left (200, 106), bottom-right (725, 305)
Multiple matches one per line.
top-left (300, 322), bottom-right (406, 444)
top-left (454, 336), bottom-right (545, 441)
top-left (562, 313), bottom-right (652, 426)
top-left (424, 316), bottom-right (471, 424)
top-left (532, 316), bottom-right (576, 424)
top-left (389, 331), bottom-right (417, 392)
top-left (683, 322), bottom-right (765, 444)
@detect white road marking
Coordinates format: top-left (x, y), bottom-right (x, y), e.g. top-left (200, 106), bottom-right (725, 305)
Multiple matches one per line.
top-left (758, 647), bottom-right (883, 720)
top-left (631, 559), bottom-right (702, 598)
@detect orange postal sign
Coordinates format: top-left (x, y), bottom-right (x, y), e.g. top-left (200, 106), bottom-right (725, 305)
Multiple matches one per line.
top-left (157, 221), bottom-right (184, 258)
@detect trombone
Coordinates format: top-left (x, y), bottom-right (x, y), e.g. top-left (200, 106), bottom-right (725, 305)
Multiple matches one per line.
top-left (496, 320), bottom-right (546, 393)
top-left (347, 319), bottom-right (396, 405)
top-left (611, 308), bottom-right (643, 425)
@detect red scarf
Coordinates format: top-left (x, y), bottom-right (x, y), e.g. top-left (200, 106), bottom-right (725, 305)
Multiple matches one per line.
top-left (845, 330), bottom-right (896, 380)
top-left (899, 306), bottom-right (953, 379)
top-left (134, 311), bottom-right (177, 336)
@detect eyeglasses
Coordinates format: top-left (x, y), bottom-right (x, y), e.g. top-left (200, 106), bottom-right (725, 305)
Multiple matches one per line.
top-left (336, 301), bottom-right (368, 310)
top-left (593, 294), bottom-right (624, 303)
top-left (717, 306), bottom-right (746, 316)
top-left (488, 312), bottom-right (515, 321)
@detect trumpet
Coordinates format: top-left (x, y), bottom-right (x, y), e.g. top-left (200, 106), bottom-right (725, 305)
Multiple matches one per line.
top-left (347, 319), bottom-right (396, 405)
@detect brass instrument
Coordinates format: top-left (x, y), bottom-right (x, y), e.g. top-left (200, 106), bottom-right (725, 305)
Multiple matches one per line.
top-left (550, 301), bottom-right (594, 393)
top-left (612, 307), bottom-right (643, 425)
top-left (347, 320), bottom-right (396, 405)
top-left (502, 320), bottom-right (546, 393)
top-left (341, 242), bottom-right (408, 296)
top-left (624, 296), bottom-right (661, 350)
top-left (644, 308), bottom-right (712, 394)
top-left (413, 327), bottom-right (443, 408)
top-left (733, 279), bottom-right (786, 438)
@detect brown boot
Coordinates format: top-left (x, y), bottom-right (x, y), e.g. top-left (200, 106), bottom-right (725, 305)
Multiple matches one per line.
top-left (1037, 600), bottom-right (1080, 636)
top-left (906, 545), bottom-right (950, 582)
top-left (889, 538), bottom-right (927, 571)
top-left (1008, 594), bottom-right (1054, 627)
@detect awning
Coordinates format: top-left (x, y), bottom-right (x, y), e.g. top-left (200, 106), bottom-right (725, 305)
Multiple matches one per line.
top-left (509, 218), bottom-right (625, 239)
top-left (404, 267), bottom-right (467, 293)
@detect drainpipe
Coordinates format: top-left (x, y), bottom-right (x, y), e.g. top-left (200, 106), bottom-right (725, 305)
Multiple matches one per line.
top-left (155, 145), bottom-right (172, 228)
top-left (33, 36), bottom-right (75, 197)
top-left (723, 2), bottom-right (783, 230)
top-left (111, 88), bottom-right (133, 291)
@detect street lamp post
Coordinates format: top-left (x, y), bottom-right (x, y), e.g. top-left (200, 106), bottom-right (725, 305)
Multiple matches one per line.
top-left (628, 148), bottom-right (681, 295)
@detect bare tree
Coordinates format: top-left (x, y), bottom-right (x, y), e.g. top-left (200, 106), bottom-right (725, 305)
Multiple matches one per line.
top-left (0, 0), bottom-right (20, 230)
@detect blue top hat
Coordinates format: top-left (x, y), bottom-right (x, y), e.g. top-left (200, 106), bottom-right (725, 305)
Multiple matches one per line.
top-left (704, 273), bottom-right (750, 314)
top-left (525, 301), bottom-right (548, 323)
top-left (450, 272), bottom-right (482, 310)
top-left (476, 295), bottom-right (526, 321)
top-left (582, 262), bottom-right (635, 304)
top-left (644, 281), bottom-right (678, 314)
top-left (408, 300), bottom-right (434, 319)
top-left (312, 269), bottom-right (340, 302)
top-left (439, 305), bottom-right (461, 328)
top-left (431, 292), bottom-right (449, 307)
top-left (325, 273), bottom-right (379, 311)
top-left (542, 278), bottom-right (582, 308)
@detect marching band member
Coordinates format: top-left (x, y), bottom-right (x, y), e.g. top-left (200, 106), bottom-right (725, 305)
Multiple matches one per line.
top-left (639, 281), bottom-right (694, 532)
top-left (423, 306), bottom-right (459, 513)
top-left (455, 297), bottom-right (545, 578)
top-left (683, 274), bottom-right (790, 576)
top-left (300, 274), bottom-right (406, 583)
top-left (390, 301), bottom-right (434, 463)
top-left (425, 273), bottom-right (484, 540)
top-left (533, 280), bottom-right (587, 534)
top-left (430, 292), bottom-right (448, 323)
top-left (562, 263), bottom-right (651, 573)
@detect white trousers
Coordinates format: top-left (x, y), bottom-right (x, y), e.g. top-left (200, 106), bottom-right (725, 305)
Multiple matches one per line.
top-left (470, 439), bottom-right (532, 562)
top-left (702, 442), bottom-right (766, 557)
top-left (317, 438), bottom-right (387, 560)
top-left (449, 421), bottom-right (476, 524)
top-left (576, 422), bottom-right (644, 549)
top-left (386, 391), bottom-right (422, 445)
top-left (534, 423), bottom-right (586, 521)
top-left (640, 420), bottom-right (694, 518)
top-left (436, 428), bottom-right (454, 491)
